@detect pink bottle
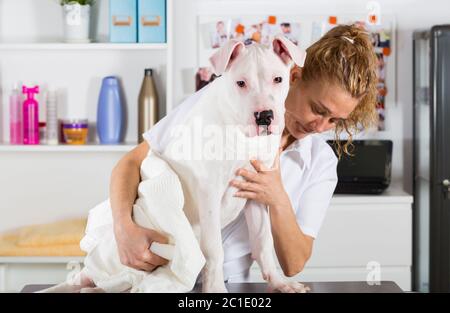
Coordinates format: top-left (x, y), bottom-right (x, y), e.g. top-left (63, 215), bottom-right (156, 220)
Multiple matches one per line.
top-left (9, 83), bottom-right (22, 144)
top-left (22, 85), bottom-right (40, 145)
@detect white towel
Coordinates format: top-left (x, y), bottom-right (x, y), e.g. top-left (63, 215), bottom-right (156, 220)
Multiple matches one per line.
top-left (79, 151), bottom-right (205, 293)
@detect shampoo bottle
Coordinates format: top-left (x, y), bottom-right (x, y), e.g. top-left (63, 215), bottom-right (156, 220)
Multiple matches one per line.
top-left (9, 83), bottom-right (22, 144)
top-left (22, 85), bottom-right (40, 145)
top-left (46, 88), bottom-right (58, 145)
top-left (97, 76), bottom-right (125, 144)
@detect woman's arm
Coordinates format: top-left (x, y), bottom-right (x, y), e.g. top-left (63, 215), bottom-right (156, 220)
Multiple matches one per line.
top-left (230, 150), bottom-right (314, 277)
top-left (269, 200), bottom-right (313, 277)
top-left (110, 141), bottom-right (169, 272)
top-left (110, 141), bottom-right (149, 230)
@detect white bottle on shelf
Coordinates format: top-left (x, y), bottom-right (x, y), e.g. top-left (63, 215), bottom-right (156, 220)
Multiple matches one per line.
top-left (46, 87), bottom-right (58, 145)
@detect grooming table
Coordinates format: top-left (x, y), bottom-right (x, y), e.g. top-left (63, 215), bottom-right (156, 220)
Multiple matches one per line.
top-left (21, 281), bottom-right (403, 293)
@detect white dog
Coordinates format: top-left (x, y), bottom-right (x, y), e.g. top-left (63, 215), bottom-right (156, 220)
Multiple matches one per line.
top-left (41, 36), bottom-right (308, 293)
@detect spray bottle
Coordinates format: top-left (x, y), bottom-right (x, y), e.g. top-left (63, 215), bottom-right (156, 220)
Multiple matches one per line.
top-left (22, 85), bottom-right (40, 145)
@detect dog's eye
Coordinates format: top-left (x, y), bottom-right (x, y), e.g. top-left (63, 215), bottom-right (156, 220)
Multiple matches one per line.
top-left (274, 77), bottom-right (283, 84)
top-left (236, 81), bottom-right (246, 88)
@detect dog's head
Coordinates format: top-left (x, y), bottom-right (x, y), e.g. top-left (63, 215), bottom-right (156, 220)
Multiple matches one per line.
top-left (209, 36), bottom-right (306, 137)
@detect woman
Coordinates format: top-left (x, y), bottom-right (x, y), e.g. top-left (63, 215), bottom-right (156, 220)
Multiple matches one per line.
top-left (109, 24), bottom-right (378, 281)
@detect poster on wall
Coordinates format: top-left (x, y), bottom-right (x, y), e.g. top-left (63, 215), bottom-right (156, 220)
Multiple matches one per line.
top-left (352, 20), bottom-right (392, 131)
top-left (196, 14), bottom-right (395, 132)
top-left (308, 16), bottom-right (393, 132)
top-left (196, 15), bottom-right (304, 91)
top-left (372, 28), bottom-right (391, 131)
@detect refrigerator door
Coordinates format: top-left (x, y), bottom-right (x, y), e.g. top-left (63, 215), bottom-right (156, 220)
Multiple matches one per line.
top-left (429, 26), bottom-right (450, 292)
top-left (413, 30), bottom-right (431, 292)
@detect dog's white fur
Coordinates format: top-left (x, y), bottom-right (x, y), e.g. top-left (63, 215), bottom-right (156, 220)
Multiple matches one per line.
top-left (41, 36), bottom-right (309, 293)
top-left (189, 36), bottom-right (307, 292)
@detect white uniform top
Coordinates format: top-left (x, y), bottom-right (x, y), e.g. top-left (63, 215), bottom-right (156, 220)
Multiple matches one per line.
top-left (143, 86), bottom-right (338, 281)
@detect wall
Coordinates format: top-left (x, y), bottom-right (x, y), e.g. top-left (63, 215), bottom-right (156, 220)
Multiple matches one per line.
top-left (0, 152), bottom-right (123, 231)
top-left (172, 0), bottom-right (450, 194)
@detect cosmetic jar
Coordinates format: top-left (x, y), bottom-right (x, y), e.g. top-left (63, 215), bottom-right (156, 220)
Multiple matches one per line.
top-left (62, 119), bottom-right (89, 145)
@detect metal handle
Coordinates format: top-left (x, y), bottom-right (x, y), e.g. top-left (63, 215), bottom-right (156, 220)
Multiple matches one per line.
top-left (141, 15), bottom-right (161, 27)
top-left (443, 179), bottom-right (450, 199)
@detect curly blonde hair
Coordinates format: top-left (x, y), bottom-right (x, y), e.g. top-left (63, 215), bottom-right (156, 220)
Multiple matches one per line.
top-left (301, 24), bottom-right (379, 157)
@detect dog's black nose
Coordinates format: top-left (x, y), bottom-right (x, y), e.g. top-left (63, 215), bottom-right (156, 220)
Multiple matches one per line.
top-left (254, 110), bottom-right (274, 126)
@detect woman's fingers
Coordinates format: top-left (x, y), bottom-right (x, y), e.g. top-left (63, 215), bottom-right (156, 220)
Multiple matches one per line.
top-left (142, 249), bottom-right (169, 267)
top-left (230, 179), bottom-right (261, 193)
top-left (236, 168), bottom-right (261, 182)
top-left (146, 229), bottom-right (169, 245)
top-left (135, 260), bottom-right (156, 272)
top-left (250, 159), bottom-right (270, 172)
top-left (133, 249), bottom-right (168, 273)
top-left (233, 191), bottom-right (257, 200)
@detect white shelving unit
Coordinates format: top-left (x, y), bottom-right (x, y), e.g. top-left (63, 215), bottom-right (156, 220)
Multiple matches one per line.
top-left (0, 1), bottom-right (173, 290)
top-left (0, 143), bottom-right (136, 152)
top-left (0, 256), bottom-right (85, 292)
top-left (0, 256), bottom-right (85, 264)
top-left (0, 43), bottom-right (168, 51)
top-left (0, 0), bottom-right (174, 147)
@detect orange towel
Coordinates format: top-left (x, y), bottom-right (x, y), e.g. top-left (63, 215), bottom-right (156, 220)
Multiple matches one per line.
top-left (0, 218), bottom-right (87, 257)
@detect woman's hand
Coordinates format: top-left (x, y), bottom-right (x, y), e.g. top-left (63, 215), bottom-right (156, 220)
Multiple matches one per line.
top-left (114, 219), bottom-right (169, 272)
top-left (230, 148), bottom-right (290, 208)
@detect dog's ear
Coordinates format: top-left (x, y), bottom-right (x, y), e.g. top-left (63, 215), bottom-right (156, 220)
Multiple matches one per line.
top-left (209, 40), bottom-right (245, 76)
top-left (272, 35), bottom-right (306, 67)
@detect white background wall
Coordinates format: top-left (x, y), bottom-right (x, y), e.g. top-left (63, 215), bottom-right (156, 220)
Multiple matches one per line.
top-left (171, 0), bottom-right (450, 194)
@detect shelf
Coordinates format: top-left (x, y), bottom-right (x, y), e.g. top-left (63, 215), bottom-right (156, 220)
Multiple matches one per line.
top-left (0, 42), bottom-right (167, 51)
top-left (0, 143), bottom-right (137, 152)
top-left (0, 256), bottom-right (85, 264)
top-left (330, 184), bottom-right (413, 205)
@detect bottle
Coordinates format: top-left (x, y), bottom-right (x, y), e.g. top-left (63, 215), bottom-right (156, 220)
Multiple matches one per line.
top-left (138, 68), bottom-right (159, 143)
top-left (97, 76), bottom-right (125, 144)
top-left (22, 85), bottom-right (40, 145)
top-left (9, 83), bottom-right (22, 144)
top-left (39, 122), bottom-right (47, 144)
top-left (46, 88), bottom-right (58, 145)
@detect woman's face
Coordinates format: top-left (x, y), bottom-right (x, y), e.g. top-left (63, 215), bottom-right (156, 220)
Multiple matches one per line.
top-left (284, 67), bottom-right (359, 140)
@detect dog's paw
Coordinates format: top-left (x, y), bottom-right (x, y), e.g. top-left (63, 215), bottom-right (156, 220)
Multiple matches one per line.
top-left (202, 275), bottom-right (228, 293)
top-left (202, 283), bottom-right (228, 293)
top-left (268, 279), bottom-right (310, 293)
top-left (36, 282), bottom-right (82, 293)
top-left (201, 265), bottom-right (228, 293)
top-left (80, 287), bottom-right (106, 293)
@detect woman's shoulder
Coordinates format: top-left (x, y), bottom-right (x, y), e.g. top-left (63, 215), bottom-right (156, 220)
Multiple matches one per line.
top-left (309, 134), bottom-right (338, 165)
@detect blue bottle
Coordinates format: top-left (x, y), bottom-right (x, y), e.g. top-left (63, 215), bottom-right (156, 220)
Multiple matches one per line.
top-left (97, 76), bottom-right (125, 144)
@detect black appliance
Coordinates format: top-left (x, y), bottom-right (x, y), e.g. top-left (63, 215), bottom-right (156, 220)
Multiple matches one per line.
top-left (327, 140), bottom-right (393, 195)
